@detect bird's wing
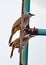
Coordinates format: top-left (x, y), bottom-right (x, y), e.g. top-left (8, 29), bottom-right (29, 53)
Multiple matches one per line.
top-left (12, 16), bottom-right (28, 31)
top-left (12, 17), bottom-right (21, 31)
top-left (9, 38), bottom-right (20, 46)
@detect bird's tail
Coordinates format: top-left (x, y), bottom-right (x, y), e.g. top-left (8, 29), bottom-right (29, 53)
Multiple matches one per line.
top-left (9, 42), bottom-right (13, 46)
top-left (10, 47), bottom-right (14, 58)
top-left (9, 33), bottom-right (13, 44)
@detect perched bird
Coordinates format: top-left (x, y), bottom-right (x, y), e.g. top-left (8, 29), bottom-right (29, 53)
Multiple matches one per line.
top-left (9, 34), bottom-right (34, 58)
top-left (9, 13), bottom-right (35, 44)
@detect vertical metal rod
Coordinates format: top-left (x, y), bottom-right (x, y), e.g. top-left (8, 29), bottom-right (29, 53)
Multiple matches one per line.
top-left (22, 0), bottom-right (30, 65)
top-left (19, 0), bottom-right (30, 65)
top-left (19, 0), bottom-right (24, 65)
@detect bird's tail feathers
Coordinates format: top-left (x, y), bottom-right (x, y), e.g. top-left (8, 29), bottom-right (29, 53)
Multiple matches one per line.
top-left (9, 33), bottom-right (13, 44)
top-left (9, 42), bottom-right (13, 46)
top-left (10, 47), bottom-right (14, 58)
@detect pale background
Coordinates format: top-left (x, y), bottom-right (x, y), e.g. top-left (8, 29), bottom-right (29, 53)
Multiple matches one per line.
top-left (0, 0), bottom-right (46, 65)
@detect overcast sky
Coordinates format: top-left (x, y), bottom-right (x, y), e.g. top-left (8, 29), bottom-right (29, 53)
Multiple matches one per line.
top-left (0, 0), bottom-right (46, 65)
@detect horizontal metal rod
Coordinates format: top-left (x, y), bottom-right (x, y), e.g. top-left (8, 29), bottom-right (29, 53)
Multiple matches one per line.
top-left (32, 29), bottom-right (46, 35)
top-left (24, 28), bottom-right (46, 35)
top-left (37, 29), bottom-right (46, 35)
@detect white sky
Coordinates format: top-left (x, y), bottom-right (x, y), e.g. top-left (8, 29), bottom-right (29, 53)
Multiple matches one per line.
top-left (0, 0), bottom-right (46, 65)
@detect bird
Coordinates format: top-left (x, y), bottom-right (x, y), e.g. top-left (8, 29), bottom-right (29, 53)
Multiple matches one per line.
top-left (9, 34), bottom-right (34, 58)
top-left (9, 13), bottom-right (35, 44)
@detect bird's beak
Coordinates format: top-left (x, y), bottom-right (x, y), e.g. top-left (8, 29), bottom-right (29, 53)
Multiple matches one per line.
top-left (31, 14), bottom-right (35, 16)
top-left (29, 13), bottom-right (35, 17)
